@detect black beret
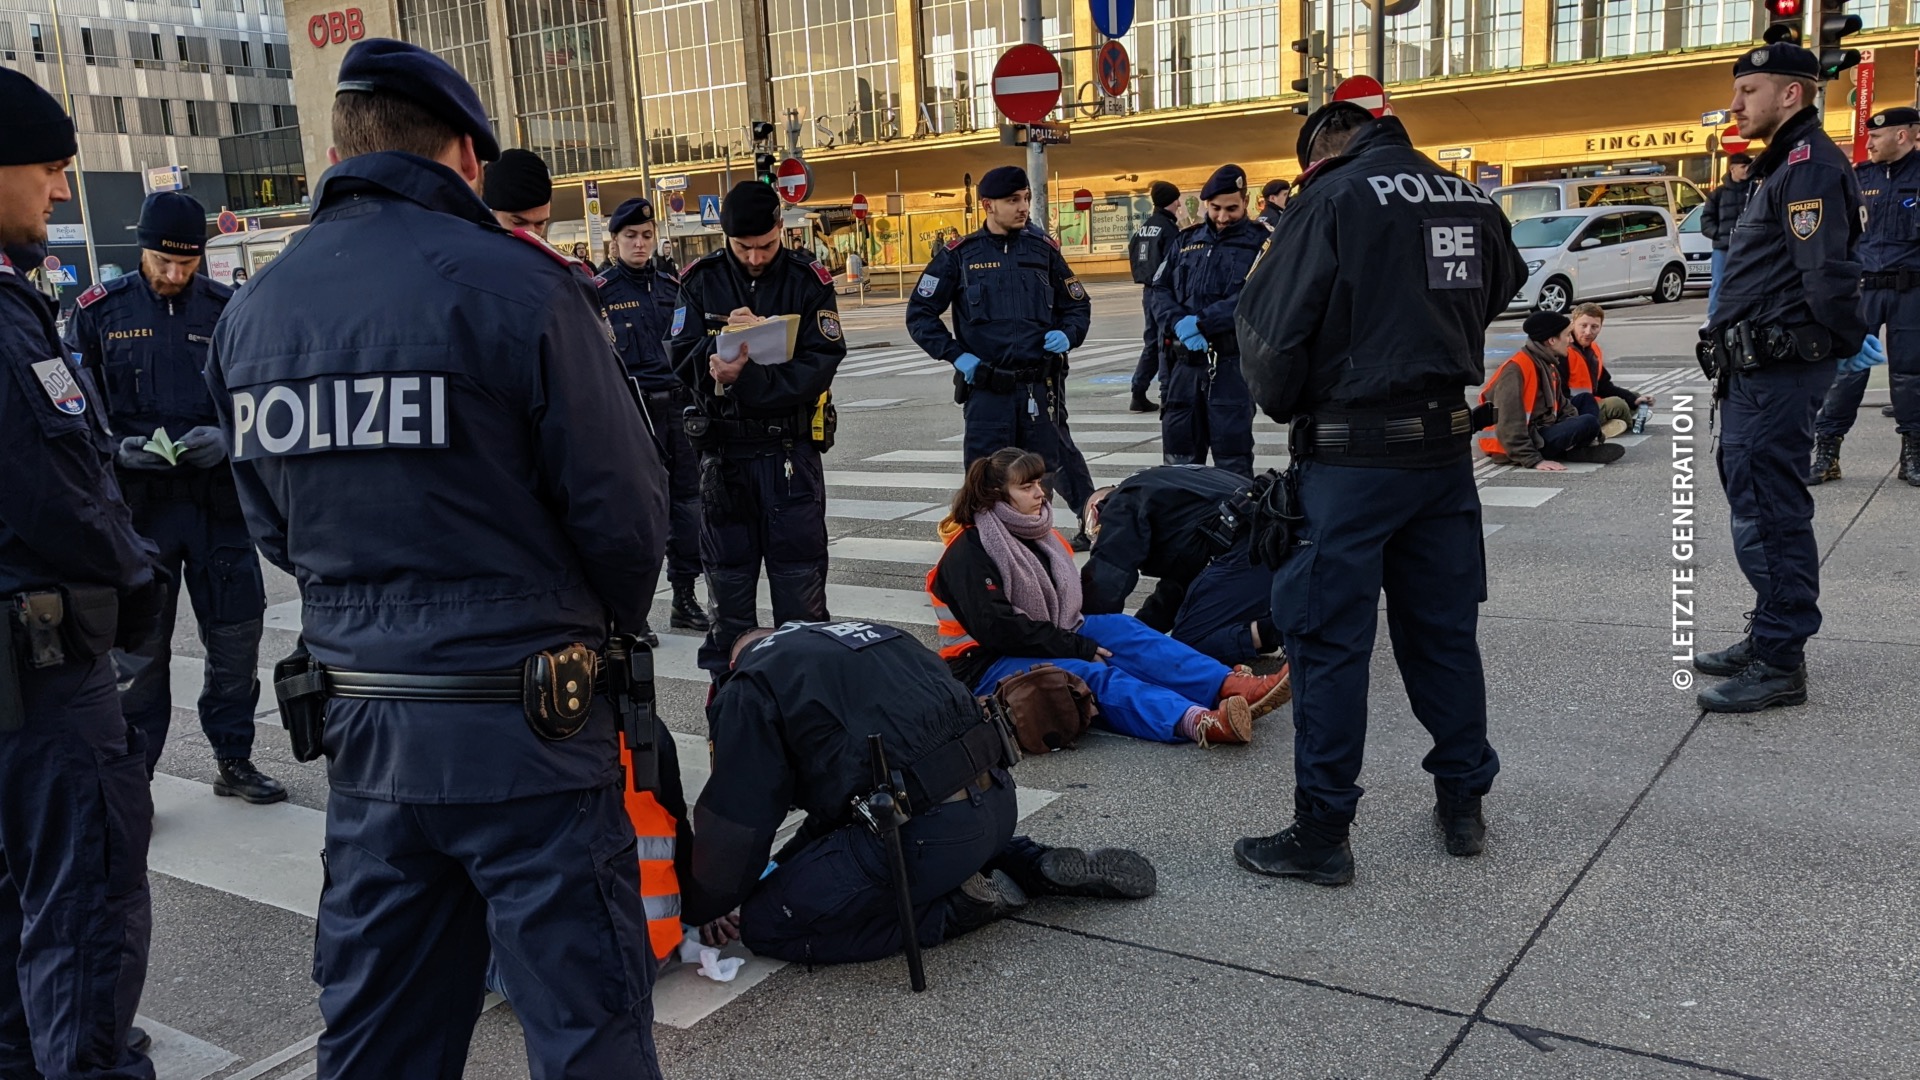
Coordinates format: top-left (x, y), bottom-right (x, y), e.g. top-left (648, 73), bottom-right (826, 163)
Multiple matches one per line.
top-left (1262, 178), bottom-right (1292, 199)
top-left (0, 67), bottom-right (77, 167)
top-left (608, 197), bottom-right (655, 234)
top-left (719, 182), bottom-right (782, 237)
top-left (1296, 101), bottom-right (1375, 169)
top-left (336, 38), bottom-right (500, 162)
top-left (1733, 43), bottom-right (1820, 80)
top-left (1149, 180), bottom-right (1181, 208)
top-left (1870, 107), bottom-right (1920, 128)
top-left (1200, 164), bottom-right (1247, 202)
top-left (483, 148), bottom-right (551, 212)
top-left (978, 166), bottom-right (1030, 200)
top-left (1728, 153), bottom-right (1753, 165)
top-left (1524, 311), bottom-right (1571, 343)
top-left (138, 192), bottom-right (207, 256)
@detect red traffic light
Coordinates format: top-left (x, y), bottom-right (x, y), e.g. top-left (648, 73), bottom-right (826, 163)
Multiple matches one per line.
top-left (1769, 0), bottom-right (1800, 14)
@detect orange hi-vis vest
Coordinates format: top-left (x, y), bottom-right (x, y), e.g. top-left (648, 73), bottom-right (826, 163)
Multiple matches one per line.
top-left (1476, 349), bottom-right (1541, 457)
top-left (619, 732), bottom-right (682, 961)
top-left (929, 523), bottom-right (978, 661)
top-left (1568, 341), bottom-right (1603, 396)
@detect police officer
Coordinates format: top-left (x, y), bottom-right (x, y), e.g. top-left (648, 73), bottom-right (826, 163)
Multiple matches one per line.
top-left (600, 196), bottom-right (710, 641)
top-left (1125, 180), bottom-right (1181, 414)
top-left (907, 165), bottom-right (1092, 503)
top-left (683, 620), bottom-right (1154, 964)
top-left (1146, 164), bottom-right (1270, 478)
top-left (1694, 43), bottom-right (1870, 714)
top-left (1258, 178), bottom-right (1291, 228)
top-left (1808, 106), bottom-right (1920, 486)
top-left (668, 181), bottom-right (845, 677)
top-left (65, 192), bottom-right (283, 802)
top-left (1231, 101), bottom-right (1526, 884)
top-left (205, 40), bottom-right (667, 1075)
top-left (482, 147), bottom-right (554, 238)
top-left (1, 66), bottom-right (166, 1078)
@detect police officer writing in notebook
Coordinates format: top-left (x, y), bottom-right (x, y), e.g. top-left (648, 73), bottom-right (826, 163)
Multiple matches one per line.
top-left (205, 40), bottom-right (668, 1076)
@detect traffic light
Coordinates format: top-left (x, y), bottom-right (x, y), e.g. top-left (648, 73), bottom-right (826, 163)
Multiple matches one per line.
top-left (1763, 0), bottom-right (1803, 44)
top-left (1815, 0), bottom-right (1862, 80)
top-left (750, 120), bottom-right (776, 145)
top-left (1291, 30), bottom-right (1330, 117)
top-left (754, 152), bottom-right (777, 185)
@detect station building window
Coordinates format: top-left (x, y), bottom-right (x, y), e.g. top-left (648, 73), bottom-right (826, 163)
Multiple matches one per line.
top-left (770, 0), bottom-right (900, 149)
top-left (631, 0), bottom-right (750, 165)
top-left (399, 0), bottom-right (502, 128)
top-left (920, 0), bottom-right (1072, 135)
top-left (1127, 0), bottom-right (1279, 109)
top-left (505, 0), bottom-right (625, 174)
top-left (1325, 0), bottom-right (1520, 83)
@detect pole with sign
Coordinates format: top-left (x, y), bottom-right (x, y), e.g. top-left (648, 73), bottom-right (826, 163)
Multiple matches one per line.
top-left (1332, 75), bottom-right (1388, 117)
top-left (1851, 50), bottom-right (1877, 165)
top-left (775, 158), bottom-right (811, 204)
top-left (998, 31), bottom-right (1061, 231)
top-left (583, 180), bottom-right (602, 259)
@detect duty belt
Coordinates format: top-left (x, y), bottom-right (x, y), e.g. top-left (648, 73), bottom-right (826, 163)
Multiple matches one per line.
top-left (1862, 269), bottom-right (1920, 291)
top-left (326, 668), bottom-right (524, 702)
top-left (1309, 406), bottom-right (1473, 456)
top-left (901, 722), bottom-right (1010, 812)
top-left (974, 357), bottom-right (1061, 395)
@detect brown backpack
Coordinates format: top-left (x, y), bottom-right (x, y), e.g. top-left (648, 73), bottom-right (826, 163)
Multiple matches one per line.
top-left (991, 663), bottom-right (1098, 755)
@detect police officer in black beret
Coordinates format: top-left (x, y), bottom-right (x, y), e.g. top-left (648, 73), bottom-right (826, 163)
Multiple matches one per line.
top-left (205, 40), bottom-right (667, 1074)
top-left (482, 147), bottom-right (553, 238)
top-left (1125, 180), bottom-right (1182, 414)
top-left (1, 65), bottom-right (167, 1077)
top-left (1145, 164), bottom-right (1271, 477)
top-left (64, 192), bottom-right (284, 803)
top-left (1695, 43), bottom-right (1870, 714)
top-left (600, 196), bottom-right (709, 641)
top-left (668, 180), bottom-right (845, 678)
top-left (1231, 101), bottom-right (1527, 884)
top-left (1809, 105), bottom-right (1920, 486)
top-left (1258, 178), bottom-right (1291, 228)
top-left (908, 165), bottom-right (1092, 505)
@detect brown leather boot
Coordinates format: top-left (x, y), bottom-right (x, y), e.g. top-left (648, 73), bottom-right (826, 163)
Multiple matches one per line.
top-left (1191, 696), bottom-right (1254, 746)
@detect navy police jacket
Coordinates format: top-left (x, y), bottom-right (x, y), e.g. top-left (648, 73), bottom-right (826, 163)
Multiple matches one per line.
top-left (597, 259), bottom-right (679, 392)
top-left (1713, 107), bottom-right (1867, 355)
top-left (906, 226), bottom-right (1092, 371)
top-left (64, 268), bottom-right (230, 439)
top-left (1854, 146), bottom-right (1920, 275)
top-left (1082, 465), bottom-right (1256, 614)
top-left (1143, 217), bottom-right (1271, 357)
top-left (668, 247), bottom-right (845, 429)
top-left (1236, 116), bottom-right (1526, 423)
top-left (1128, 207), bottom-right (1179, 286)
top-left (1, 247), bottom-right (155, 596)
top-left (206, 152), bottom-right (667, 802)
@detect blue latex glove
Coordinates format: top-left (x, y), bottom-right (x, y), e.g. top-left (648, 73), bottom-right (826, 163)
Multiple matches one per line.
top-left (1840, 334), bottom-right (1888, 373)
top-left (1174, 315), bottom-right (1208, 352)
top-left (1042, 330), bottom-right (1071, 354)
top-left (954, 353), bottom-right (983, 383)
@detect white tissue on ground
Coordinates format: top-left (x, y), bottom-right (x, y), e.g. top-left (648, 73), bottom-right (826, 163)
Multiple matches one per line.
top-left (678, 927), bottom-right (745, 982)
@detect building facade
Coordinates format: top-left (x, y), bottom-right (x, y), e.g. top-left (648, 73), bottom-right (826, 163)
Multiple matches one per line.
top-left (3, 0), bottom-right (300, 287)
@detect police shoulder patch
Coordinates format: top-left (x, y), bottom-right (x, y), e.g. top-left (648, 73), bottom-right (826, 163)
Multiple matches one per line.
top-left (76, 283), bottom-right (108, 308)
top-left (812, 261), bottom-right (834, 287)
top-left (591, 274), bottom-right (607, 288)
top-left (916, 273), bottom-right (940, 298)
top-left (818, 310), bottom-right (843, 341)
top-left (1788, 144), bottom-right (1812, 166)
top-left (671, 307), bottom-right (687, 335)
top-left (1789, 199), bottom-right (1823, 239)
top-left (806, 620), bottom-right (901, 650)
top-left (946, 234), bottom-right (963, 250)
top-left (1045, 233), bottom-right (1061, 250)
top-left (509, 228), bottom-right (587, 273)
top-left (30, 358), bottom-right (86, 416)
top-left (1065, 277), bottom-right (1087, 301)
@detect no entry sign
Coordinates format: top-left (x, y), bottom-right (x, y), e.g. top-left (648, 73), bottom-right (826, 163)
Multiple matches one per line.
top-left (851, 194), bottom-right (869, 220)
top-left (1072, 189), bottom-right (1093, 212)
top-left (775, 157), bottom-right (811, 204)
top-left (1332, 75), bottom-right (1387, 118)
top-left (993, 44), bottom-right (1063, 126)
top-left (1720, 125), bottom-right (1751, 156)
top-left (1096, 40), bottom-right (1131, 99)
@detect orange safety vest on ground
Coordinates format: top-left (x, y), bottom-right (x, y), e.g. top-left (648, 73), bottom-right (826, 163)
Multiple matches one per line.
top-left (1568, 341), bottom-right (1604, 396)
top-left (1476, 349), bottom-right (1541, 457)
top-left (929, 521), bottom-right (978, 661)
top-left (620, 732), bottom-right (683, 961)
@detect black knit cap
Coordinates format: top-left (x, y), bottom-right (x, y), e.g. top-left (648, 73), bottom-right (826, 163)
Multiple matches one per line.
top-left (0, 67), bottom-right (78, 167)
top-left (483, 149), bottom-right (551, 212)
top-left (1149, 180), bottom-right (1180, 209)
top-left (138, 192), bottom-right (207, 256)
top-left (1200, 164), bottom-right (1247, 201)
top-left (1524, 310), bottom-right (1571, 343)
top-left (335, 38), bottom-right (500, 161)
top-left (978, 165), bottom-right (1030, 200)
top-left (1732, 42), bottom-right (1820, 80)
top-left (608, 197), bottom-right (655, 234)
top-left (719, 181), bottom-right (782, 237)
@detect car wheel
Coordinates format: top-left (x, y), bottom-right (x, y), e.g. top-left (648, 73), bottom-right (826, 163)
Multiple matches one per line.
top-left (1536, 277), bottom-right (1572, 314)
top-left (1653, 265), bottom-right (1685, 303)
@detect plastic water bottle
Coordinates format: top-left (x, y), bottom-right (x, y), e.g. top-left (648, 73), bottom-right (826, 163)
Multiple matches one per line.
top-left (1631, 402), bottom-right (1652, 434)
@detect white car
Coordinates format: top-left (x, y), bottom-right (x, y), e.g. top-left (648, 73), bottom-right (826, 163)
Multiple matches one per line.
top-left (1678, 205), bottom-right (1713, 294)
top-left (1507, 206), bottom-right (1689, 314)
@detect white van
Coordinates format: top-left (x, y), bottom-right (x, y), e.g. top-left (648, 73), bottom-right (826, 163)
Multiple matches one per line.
top-left (1491, 176), bottom-right (1706, 223)
top-left (204, 226), bottom-right (307, 286)
top-left (1506, 206), bottom-right (1688, 313)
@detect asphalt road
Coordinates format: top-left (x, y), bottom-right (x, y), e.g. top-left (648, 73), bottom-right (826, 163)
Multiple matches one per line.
top-left (133, 284), bottom-right (1918, 1080)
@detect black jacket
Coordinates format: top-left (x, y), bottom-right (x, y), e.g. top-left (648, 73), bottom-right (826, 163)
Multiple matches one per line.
top-left (1081, 465), bottom-right (1254, 626)
top-left (928, 526), bottom-right (1099, 688)
top-left (668, 247), bottom-right (845, 427)
top-left (1700, 177), bottom-right (1755, 251)
top-left (597, 259), bottom-right (679, 391)
top-left (1129, 208), bottom-right (1180, 285)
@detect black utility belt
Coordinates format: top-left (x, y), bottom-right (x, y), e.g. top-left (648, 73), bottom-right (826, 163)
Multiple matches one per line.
top-left (1862, 270), bottom-right (1920, 291)
top-left (7, 585), bottom-right (118, 671)
top-left (1303, 404), bottom-right (1473, 461)
top-left (1702, 320), bottom-right (1832, 381)
top-left (1172, 344), bottom-right (1233, 367)
top-left (684, 412), bottom-right (810, 444)
top-left (117, 467), bottom-right (230, 501)
top-left (899, 721), bottom-right (1012, 815)
top-left (973, 359), bottom-right (1060, 395)
top-left (278, 641), bottom-right (601, 738)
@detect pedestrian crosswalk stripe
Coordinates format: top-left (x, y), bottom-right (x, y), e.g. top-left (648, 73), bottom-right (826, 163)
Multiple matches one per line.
top-left (827, 470), bottom-right (1130, 490)
top-left (1479, 486), bottom-right (1562, 507)
top-left (827, 497), bottom-right (943, 520)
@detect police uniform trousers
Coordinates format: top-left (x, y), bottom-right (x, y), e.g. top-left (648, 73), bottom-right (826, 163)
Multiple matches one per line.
top-left (742, 770), bottom-right (1017, 965)
top-left (1049, 371), bottom-right (1097, 518)
top-left (1161, 352), bottom-right (1256, 478)
top-left (962, 380), bottom-right (1074, 506)
top-left (1718, 359), bottom-right (1838, 669)
top-left (643, 389), bottom-right (703, 586)
top-left (696, 443), bottom-right (829, 675)
top-left (313, 746), bottom-right (662, 1078)
top-left (1814, 286), bottom-right (1920, 438)
top-left (1131, 317), bottom-right (1162, 396)
top-left (1271, 456), bottom-right (1499, 831)
top-left (969, 613), bottom-right (1232, 743)
top-left (0, 654), bottom-right (154, 1080)
top-left (113, 475), bottom-right (266, 773)
top-left (1170, 537), bottom-right (1273, 665)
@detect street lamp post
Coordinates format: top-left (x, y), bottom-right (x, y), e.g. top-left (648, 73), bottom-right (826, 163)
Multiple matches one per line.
top-left (45, 0), bottom-right (101, 287)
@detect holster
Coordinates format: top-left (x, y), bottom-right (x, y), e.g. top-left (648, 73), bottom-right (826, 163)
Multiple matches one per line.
top-left (12, 591), bottom-right (66, 670)
top-left (952, 369), bottom-right (971, 405)
top-left (603, 633), bottom-right (658, 793)
top-left (9, 587), bottom-right (110, 670)
top-left (1171, 343), bottom-right (1210, 367)
top-left (1249, 432), bottom-right (1308, 568)
top-left (521, 643), bottom-right (597, 741)
top-left (272, 643), bottom-right (328, 762)
top-left (698, 452), bottom-right (743, 519)
top-left (682, 409), bottom-right (718, 452)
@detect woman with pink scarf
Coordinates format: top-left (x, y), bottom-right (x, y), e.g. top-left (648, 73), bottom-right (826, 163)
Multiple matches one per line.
top-left (927, 449), bottom-right (1289, 745)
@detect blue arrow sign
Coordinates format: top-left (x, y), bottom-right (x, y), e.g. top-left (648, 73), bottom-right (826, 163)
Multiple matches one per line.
top-left (699, 195), bottom-right (722, 226)
top-left (1091, 0), bottom-right (1133, 39)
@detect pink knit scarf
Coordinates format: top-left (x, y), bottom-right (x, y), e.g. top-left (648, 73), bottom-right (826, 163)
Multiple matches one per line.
top-left (973, 501), bottom-right (1083, 630)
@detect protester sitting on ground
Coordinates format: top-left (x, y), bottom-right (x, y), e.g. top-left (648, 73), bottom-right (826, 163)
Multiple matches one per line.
top-left (1567, 303), bottom-right (1654, 431)
top-left (928, 448), bottom-right (1289, 746)
top-left (1080, 465), bottom-right (1289, 671)
top-left (1477, 311), bottom-right (1625, 471)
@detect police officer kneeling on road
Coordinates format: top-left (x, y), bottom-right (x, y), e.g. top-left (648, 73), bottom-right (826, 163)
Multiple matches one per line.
top-left (670, 181), bottom-right (845, 679)
top-left (1231, 101), bottom-right (1527, 885)
top-left (65, 191), bottom-right (284, 801)
top-left (682, 620), bottom-right (1155, 967)
top-left (1695, 42), bottom-right (1873, 714)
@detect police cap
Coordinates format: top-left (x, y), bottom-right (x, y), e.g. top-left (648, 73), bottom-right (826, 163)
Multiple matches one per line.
top-left (483, 148), bottom-right (551, 212)
top-left (720, 181), bottom-right (782, 237)
top-left (978, 165), bottom-right (1030, 200)
top-left (1870, 107), bottom-right (1920, 128)
top-left (1732, 43), bottom-right (1820, 80)
top-left (138, 191), bottom-right (207, 256)
top-left (335, 38), bottom-right (501, 162)
top-left (608, 197), bottom-right (655, 234)
top-left (1262, 177), bottom-right (1292, 200)
top-left (1200, 164), bottom-right (1247, 202)
top-left (0, 67), bottom-right (77, 167)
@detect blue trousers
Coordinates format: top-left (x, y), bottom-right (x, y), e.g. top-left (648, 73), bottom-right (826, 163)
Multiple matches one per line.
top-left (114, 492), bottom-right (265, 771)
top-left (0, 655), bottom-right (154, 1080)
top-left (698, 445), bottom-right (829, 674)
top-left (1271, 458), bottom-right (1499, 830)
top-left (1718, 360), bottom-right (1837, 668)
top-left (1707, 249), bottom-right (1728, 318)
top-left (314, 781), bottom-right (662, 1080)
top-left (972, 613), bottom-right (1231, 743)
top-left (1815, 287), bottom-right (1920, 437)
top-left (1161, 353), bottom-right (1255, 477)
top-left (1170, 540), bottom-right (1273, 664)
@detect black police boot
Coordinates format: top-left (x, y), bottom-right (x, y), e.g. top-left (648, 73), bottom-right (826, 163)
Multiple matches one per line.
top-left (214, 758), bottom-right (288, 804)
top-left (1697, 660), bottom-right (1808, 713)
top-left (1808, 434), bottom-right (1843, 485)
top-left (1899, 433), bottom-right (1920, 487)
top-left (637, 620), bottom-right (660, 648)
top-left (127, 1025), bottom-right (152, 1055)
top-left (992, 836), bottom-right (1158, 900)
top-left (670, 580), bottom-right (711, 631)
top-left (942, 871), bottom-right (1029, 938)
top-left (1692, 636), bottom-right (1755, 677)
top-left (1232, 823), bottom-right (1354, 886)
top-left (1129, 389), bottom-right (1159, 413)
top-left (1434, 793), bottom-right (1486, 857)
top-left (1884, 404), bottom-right (1898, 418)
top-left (1069, 529), bottom-right (1092, 553)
